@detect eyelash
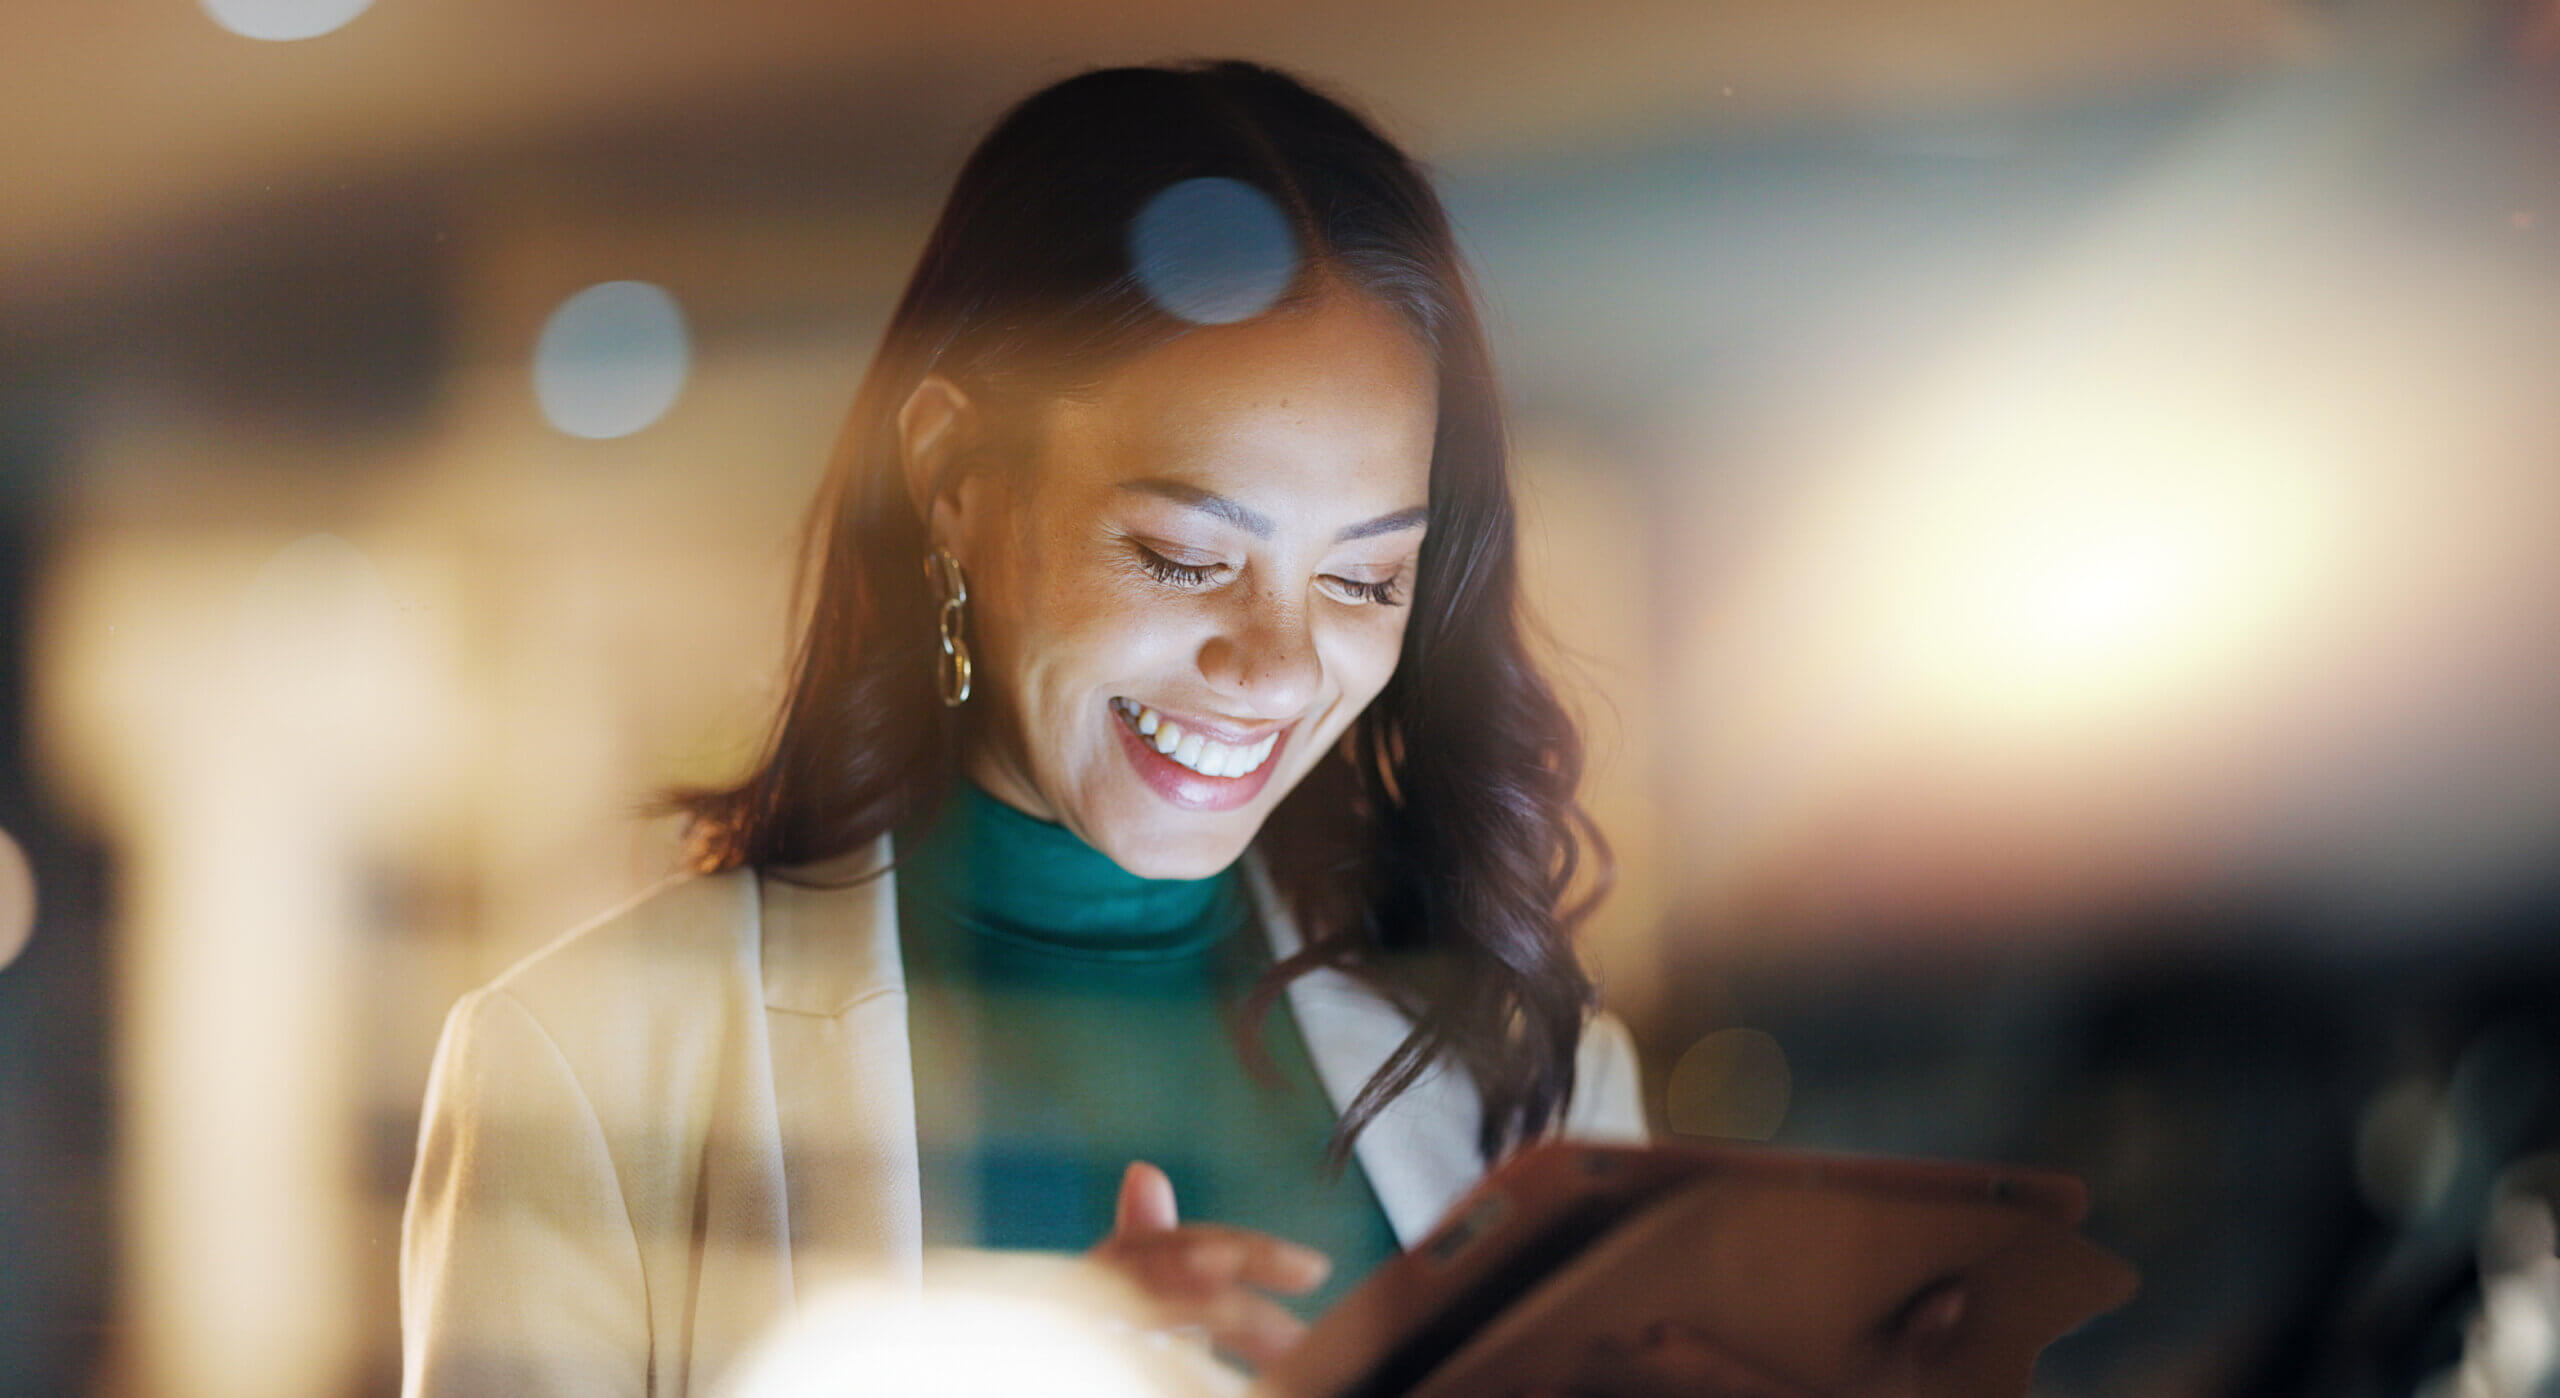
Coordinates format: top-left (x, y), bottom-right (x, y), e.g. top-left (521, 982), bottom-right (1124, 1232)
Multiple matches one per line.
top-left (1132, 545), bottom-right (1221, 588)
top-left (1131, 544), bottom-right (1406, 607)
top-left (1331, 576), bottom-right (1406, 607)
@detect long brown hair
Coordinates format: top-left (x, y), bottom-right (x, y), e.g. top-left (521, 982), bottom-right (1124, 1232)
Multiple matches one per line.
top-left (678, 60), bottom-right (1606, 1162)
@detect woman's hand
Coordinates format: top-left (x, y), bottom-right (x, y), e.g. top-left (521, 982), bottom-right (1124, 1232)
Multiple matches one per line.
top-left (1088, 1161), bottom-right (1332, 1368)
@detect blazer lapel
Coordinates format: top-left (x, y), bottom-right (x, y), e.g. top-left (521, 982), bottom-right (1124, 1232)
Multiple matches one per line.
top-left (1244, 858), bottom-right (1486, 1249)
top-left (758, 838), bottom-right (925, 1292)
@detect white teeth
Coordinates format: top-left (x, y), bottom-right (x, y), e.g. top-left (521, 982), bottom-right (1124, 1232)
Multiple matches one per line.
top-left (1118, 699), bottom-right (1279, 779)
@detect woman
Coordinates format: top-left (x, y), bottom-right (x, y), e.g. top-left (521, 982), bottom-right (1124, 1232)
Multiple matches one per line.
top-left (401, 60), bottom-right (1645, 1396)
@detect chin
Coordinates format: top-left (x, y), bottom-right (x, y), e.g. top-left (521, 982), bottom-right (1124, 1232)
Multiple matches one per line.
top-left (1090, 814), bottom-right (1259, 882)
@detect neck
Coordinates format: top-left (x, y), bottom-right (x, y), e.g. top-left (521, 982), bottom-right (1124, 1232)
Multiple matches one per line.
top-left (897, 780), bottom-right (1241, 958)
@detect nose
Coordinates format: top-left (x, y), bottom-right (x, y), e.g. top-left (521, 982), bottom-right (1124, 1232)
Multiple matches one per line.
top-left (1197, 583), bottom-right (1322, 718)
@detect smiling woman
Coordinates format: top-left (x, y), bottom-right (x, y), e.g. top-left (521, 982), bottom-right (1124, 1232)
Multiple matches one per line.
top-left (927, 290), bottom-right (1436, 874)
top-left (399, 60), bottom-right (1645, 1396)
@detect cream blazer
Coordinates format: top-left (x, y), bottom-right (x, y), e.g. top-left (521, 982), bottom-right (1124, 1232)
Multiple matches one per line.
top-left (400, 843), bottom-right (1647, 1396)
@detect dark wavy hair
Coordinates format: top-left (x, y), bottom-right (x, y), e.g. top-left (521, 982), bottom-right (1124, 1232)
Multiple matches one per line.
top-left (677, 60), bottom-right (1606, 1162)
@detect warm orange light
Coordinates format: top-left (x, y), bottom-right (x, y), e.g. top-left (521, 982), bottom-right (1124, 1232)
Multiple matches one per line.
top-left (1870, 414), bottom-right (2346, 746)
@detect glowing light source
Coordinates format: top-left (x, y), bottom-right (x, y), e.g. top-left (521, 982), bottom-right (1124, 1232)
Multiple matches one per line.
top-left (533, 281), bottom-right (691, 440)
top-left (0, 828), bottom-right (32, 972)
top-left (724, 1277), bottom-right (1213, 1397)
top-left (1129, 177), bottom-right (1299, 325)
top-left (1877, 420), bottom-right (2338, 741)
top-left (198, 0), bottom-right (374, 41)
top-left (1665, 330), bottom-right (2376, 926)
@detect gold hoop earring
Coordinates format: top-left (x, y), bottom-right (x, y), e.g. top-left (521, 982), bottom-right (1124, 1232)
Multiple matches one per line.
top-left (924, 548), bottom-right (972, 707)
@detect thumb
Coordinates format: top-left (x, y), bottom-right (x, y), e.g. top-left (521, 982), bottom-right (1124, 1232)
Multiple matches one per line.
top-left (1113, 1160), bottom-right (1179, 1235)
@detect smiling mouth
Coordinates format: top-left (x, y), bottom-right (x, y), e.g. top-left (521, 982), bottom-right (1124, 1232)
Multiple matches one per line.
top-left (1111, 698), bottom-right (1281, 779)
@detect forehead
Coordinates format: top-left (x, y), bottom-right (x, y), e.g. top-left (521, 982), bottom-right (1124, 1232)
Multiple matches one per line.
top-left (1028, 293), bottom-right (1438, 512)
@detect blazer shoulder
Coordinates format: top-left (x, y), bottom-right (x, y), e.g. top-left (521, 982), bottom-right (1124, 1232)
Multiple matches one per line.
top-left (483, 868), bottom-right (764, 1030)
top-left (437, 869), bottom-right (776, 1179)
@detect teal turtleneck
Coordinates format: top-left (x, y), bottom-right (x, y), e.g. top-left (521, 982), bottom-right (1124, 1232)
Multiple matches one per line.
top-left (893, 781), bottom-right (1400, 1317)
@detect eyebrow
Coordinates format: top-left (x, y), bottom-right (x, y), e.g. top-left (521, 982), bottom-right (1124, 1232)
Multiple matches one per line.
top-left (1335, 505), bottom-right (1431, 542)
top-left (1118, 478), bottom-right (1429, 544)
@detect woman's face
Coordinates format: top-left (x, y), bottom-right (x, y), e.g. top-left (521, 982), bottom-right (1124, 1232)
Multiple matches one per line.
top-left (937, 291), bottom-right (1437, 879)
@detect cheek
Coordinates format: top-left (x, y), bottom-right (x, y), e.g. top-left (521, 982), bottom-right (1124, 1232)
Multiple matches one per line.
top-left (1325, 611), bottom-right (1413, 711)
top-left (992, 568), bottom-right (1186, 714)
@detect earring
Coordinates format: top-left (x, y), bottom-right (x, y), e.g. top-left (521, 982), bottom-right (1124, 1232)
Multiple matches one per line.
top-left (924, 548), bottom-right (972, 707)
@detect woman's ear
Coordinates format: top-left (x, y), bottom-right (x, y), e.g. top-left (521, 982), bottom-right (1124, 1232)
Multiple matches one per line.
top-left (895, 374), bottom-right (975, 539)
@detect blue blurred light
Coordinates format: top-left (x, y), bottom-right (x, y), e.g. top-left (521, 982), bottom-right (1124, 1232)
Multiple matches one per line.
top-left (198, 0), bottom-right (375, 41)
top-left (1128, 177), bottom-right (1299, 326)
top-left (533, 281), bottom-right (691, 440)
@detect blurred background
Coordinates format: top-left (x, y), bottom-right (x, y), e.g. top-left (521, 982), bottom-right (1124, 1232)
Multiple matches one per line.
top-left (6, 0), bottom-right (2560, 1393)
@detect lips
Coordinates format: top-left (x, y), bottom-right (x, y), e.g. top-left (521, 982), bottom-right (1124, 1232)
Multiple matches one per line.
top-left (1111, 698), bottom-right (1280, 778)
top-left (1110, 697), bottom-right (1291, 812)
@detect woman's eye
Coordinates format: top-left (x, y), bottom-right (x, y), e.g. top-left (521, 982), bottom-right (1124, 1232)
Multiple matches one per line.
top-left (1132, 544), bottom-right (1225, 588)
top-left (1323, 574), bottom-right (1406, 607)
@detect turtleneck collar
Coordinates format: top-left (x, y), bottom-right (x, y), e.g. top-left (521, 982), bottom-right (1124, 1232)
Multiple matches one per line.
top-left (895, 780), bottom-right (1243, 961)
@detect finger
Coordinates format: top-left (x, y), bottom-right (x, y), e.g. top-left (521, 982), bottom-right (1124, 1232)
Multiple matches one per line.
top-left (1199, 1286), bottom-right (1311, 1369)
top-left (1114, 1160), bottom-right (1180, 1236)
top-left (1212, 1225), bottom-right (1330, 1295)
top-left (1124, 1223), bottom-right (1331, 1296)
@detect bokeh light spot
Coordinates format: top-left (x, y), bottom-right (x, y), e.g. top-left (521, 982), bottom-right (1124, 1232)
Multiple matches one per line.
top-left (236, 533), bottom-right (396, 670)
top-left (198, 0), bottom-right (374, 41)
top-left (0, 828), bottom-right (33, 973)
top-left (725, 1277), bottom-right (1201, 1397)
top-left (1666, 1027), bottom-right (1791, 1141)
top-left (1128, 177), bottom-right (1299, 325)
top-left (533, 281), bottom-right (691, 439)
top-left (2436, 1182), bottom-right (2560, 1397)
top-left (233, 532), bottom-right (416, 772)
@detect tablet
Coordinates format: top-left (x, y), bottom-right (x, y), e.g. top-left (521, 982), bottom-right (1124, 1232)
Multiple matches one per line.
top-left (1258, 1141), bottom-right (2137, 1398)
